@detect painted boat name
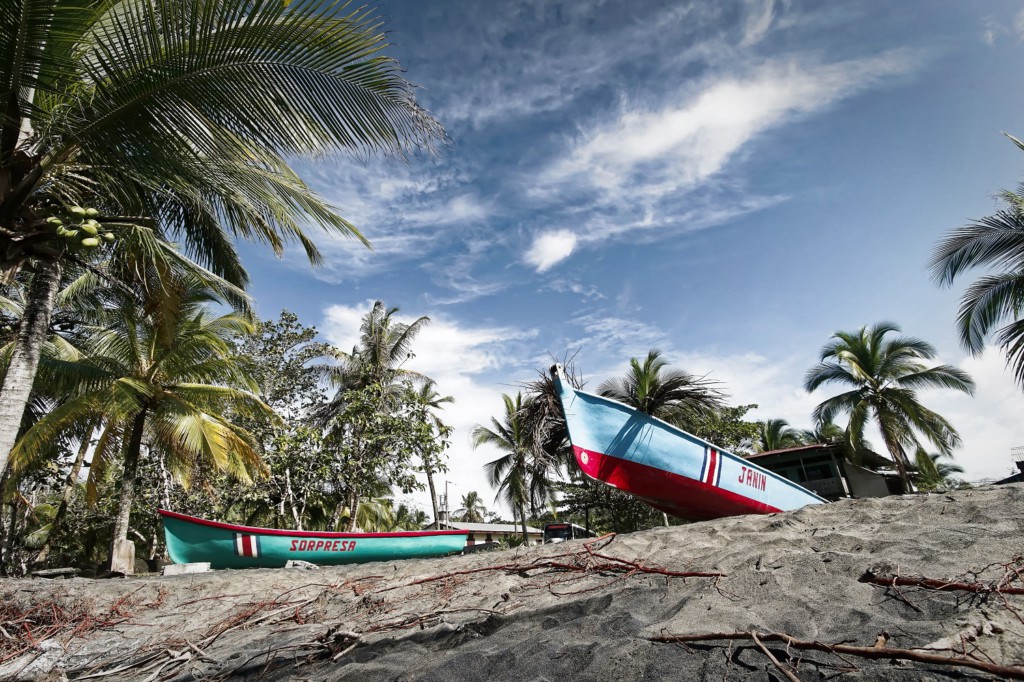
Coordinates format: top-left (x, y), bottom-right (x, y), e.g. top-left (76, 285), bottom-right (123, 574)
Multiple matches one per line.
top-left (738, 466), bottom-right (767, 491)
top-left (289, 539), bottom-right (357, 552)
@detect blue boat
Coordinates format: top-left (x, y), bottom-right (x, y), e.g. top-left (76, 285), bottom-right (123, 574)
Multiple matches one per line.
top-left (552, 365), bottom-right (826, 520)
top-left (160, 510), bottom-right (468, 569)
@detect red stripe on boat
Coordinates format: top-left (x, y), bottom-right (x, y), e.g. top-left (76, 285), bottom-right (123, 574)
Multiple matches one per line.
top-left (705, 449), bottom-right (718, 486)
top-left (573, 445), bottom-right (781, 521)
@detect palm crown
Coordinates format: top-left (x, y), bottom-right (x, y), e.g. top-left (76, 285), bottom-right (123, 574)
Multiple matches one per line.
top-left (598, 349), bottom-right (725, 426)
top-left (804, 322), bottom-right (974, 489)
top-left (930, 140), bottom-right (1024, 389)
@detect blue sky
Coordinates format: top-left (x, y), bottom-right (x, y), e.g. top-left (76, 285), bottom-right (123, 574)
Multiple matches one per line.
top-left (241, 0), bottom-right (1024, 516)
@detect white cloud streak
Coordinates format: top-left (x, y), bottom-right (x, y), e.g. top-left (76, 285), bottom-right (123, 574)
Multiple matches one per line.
top-left (542, 52), bottom-right (922, 197)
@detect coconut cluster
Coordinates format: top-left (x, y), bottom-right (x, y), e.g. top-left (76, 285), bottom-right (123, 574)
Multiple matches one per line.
top-left (47, 206), bottom-right (116, 249)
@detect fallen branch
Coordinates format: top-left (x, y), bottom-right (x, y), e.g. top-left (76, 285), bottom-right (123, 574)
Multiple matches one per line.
top-left (750, 630), bottom-right (801, 682)
top-left (378, 535), bottom-right (723, 594)
top-left (861, 574), bottom-right (1024, 595)
top-left (650, 630), bottom-right (1024, 680)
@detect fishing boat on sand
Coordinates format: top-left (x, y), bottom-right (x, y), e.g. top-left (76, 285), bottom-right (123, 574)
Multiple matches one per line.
top-left (552, 365), bottom-right (826, 521)
top-left (159, 510), bottom-right (468, 569)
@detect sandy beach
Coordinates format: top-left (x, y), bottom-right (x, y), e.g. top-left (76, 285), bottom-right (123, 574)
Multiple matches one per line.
top-left (3, 484), bottom-right (1024, 680)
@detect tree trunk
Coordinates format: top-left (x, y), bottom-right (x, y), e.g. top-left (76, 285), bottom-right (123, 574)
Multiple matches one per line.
top-left (519, 501), bottom-right (528, 542)
top-left (879, 426), bottom-right (915, 494)
top-left (348, 491), bottom-right (360, 532)
top-left (425, 465), bottom-right (440, 525)
top-left (284, 467), bottom-right (302, 530)
top-left (150, 449), bottom-right (172, 560)
top-left (110, 410), bottom-right (146, 562)
top-left (329, 493), bottom-right (345, 531)
top-left (0, 260), bottom-right (61, 478)
top-left (35, 423), bottom-right (95, 565)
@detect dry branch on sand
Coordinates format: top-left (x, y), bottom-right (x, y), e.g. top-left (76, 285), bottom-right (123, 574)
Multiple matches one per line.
top-left (52, 535), bottom-right (723, 680)
top-left (649, 629), bottom-right (1024, 680)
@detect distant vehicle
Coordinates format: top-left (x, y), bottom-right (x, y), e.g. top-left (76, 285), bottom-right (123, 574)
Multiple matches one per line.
top-left (542, 522), bottom-right (596, 544)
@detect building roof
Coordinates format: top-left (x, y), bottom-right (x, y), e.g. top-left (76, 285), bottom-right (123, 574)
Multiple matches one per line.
top-left (431, 521), bottom-right (542, 534)
top-left (745, 442), bottom-right (895, 470)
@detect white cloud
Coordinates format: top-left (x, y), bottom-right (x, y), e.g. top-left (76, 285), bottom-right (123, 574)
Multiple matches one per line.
top-left (741, 0), bottom-right (775, 47)
top-left (525, 230), bottom-right (578, 272)
top-left (926, 349), bottom-right (1024, 481)
top-left (979, 15), bottom-right (1007, 46)
top-left (320, 303), bottom-right (540, 517)
top-left (542, 52), bottom-right (921, 198)
top-left (568, 314), bottom-right (673, 360)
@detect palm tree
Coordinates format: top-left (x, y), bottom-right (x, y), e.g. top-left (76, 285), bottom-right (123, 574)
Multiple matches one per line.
top-left (599, 350), bottom-right (726, 524)
top-left (410, 380), bottom-right (452, 525)
top-left (519, 361), bottom-right (582, 480)
top-left (454, 491), bottom-right (487, 523)
top-left (598, 350), bottom-right (726, 427)
top-left (753, 418), bottom-right (803, 452)
top-left (473, 393), bottom-right (535, 540)
top-left (389, 503), bottom-right (429, 531)
top-left (930, 142), bottom-right (1024, 389)
top-left (11, 275), bottom-right (275, 569)
top-left (330, 302), bottom-right (431, 391)
top-left (316, 301), bottom-right (430, 423)
top-left (797, 419), bottom-right (847, 446)
top-left (314, 301), bottom-right (432, 529)
top-left (0, 0), bottom-right (445, 477)
top-left (913, 447), bottom-right (965, 491)
top-left (804, 322), bottom-right (975, 492)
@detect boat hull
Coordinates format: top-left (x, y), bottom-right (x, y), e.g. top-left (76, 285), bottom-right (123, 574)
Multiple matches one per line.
top-left (159, 510), bottom-right (468, 569)
top-left (553, 367), bottom-right (826, 521)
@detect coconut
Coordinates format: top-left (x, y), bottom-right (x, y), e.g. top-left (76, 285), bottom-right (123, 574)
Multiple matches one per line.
top-left (80, 237), bottom-right (100, 248)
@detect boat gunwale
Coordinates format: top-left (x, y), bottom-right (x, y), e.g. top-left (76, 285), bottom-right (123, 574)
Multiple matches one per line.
top-left (158, 509), bottom-right (469, 539)
top-left (551, 364), bottom-right (828, 503)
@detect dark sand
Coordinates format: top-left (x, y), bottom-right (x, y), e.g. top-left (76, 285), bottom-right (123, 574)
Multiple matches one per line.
top-left (3, 484), bottom-right (1024, 680)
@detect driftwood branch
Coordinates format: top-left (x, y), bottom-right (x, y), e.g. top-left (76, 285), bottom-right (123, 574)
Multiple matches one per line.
top-left (750, 630), bottom-right (801, 682)
top-left (378, 533), bottom-right (723, 594)
top-left (861, 574), bottom-right (1024, 595)
top-left (649, 630), bottom-right (1024, 680)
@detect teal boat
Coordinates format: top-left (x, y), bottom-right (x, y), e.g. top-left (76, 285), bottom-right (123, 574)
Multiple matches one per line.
top-left (159, 510), bottom-right (469, 569)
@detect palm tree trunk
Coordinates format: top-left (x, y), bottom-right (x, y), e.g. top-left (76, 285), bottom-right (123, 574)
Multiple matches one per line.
top-left (111, 410), bottom-right (146, 554)
top-left (149, 449), bottom-right (173, 561)
top-left (284, 467), bottom-right (302, 530)
top-left (35, 422), bottom-right (95, 565)
top-left (425, 466), bottom-right (440, 525)
top-left (0, 260), bottom-right (60, 478)
top-left (348, 491), bottom-right (360, 532)
top-left (519, 501), bottom-right (528, 541)
top-left (879, 426), bottom-right (914, 494)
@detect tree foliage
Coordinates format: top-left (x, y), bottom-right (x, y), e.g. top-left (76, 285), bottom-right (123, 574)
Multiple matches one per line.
top-left (804, 322), bottom-right (974, 491)
top-left (930, 138), bottom-right (1024, 389)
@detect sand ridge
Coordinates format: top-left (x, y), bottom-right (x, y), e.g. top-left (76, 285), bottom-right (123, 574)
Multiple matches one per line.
top-left (2, 484), bottom-right (1023, 680)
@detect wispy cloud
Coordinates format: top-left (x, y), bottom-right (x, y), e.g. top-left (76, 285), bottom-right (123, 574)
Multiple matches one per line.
top-left (516, 50), bottom-right (924, 271)
top-left (568, 313), bottom-right (674, 359)
top-left (541, 52), bottom-right (922, 196)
